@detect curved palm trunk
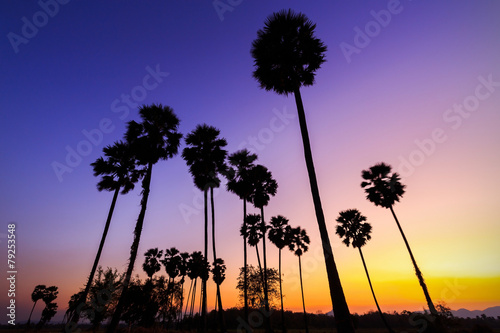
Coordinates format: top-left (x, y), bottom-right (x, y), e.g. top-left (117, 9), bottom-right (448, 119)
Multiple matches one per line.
top-left (298, 256), bottom-right (309, 333)
top-left (278, 249), bottom-right (286, 333)
top-left (107, 163), bottom-right (153, 333)
top-left (211, 187), bottom-right (226, 333)
top-left (27, 300), bottom-right (38, 326)
top-left (70, 187), bottom-right (120, 327)
top-left (201, 188), bottom-right (208, 333)
top-left (358, 248), bottom-right (394, 333)
top-left (389, 206), bottom-right (437, 317)
top-left (293, 88), bottom-right (354, 333)
top-left (260, 207), bottom-right (273, 333)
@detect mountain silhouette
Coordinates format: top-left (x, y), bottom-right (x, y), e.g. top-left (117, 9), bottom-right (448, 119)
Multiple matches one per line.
top-left (452, 306), bottom-right (500, 318)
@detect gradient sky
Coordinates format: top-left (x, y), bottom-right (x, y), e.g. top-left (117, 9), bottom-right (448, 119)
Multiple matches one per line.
top-left (1, 0), bottom-right (500, 324)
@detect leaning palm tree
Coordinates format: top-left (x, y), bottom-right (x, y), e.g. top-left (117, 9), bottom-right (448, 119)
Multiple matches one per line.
top-left (336, 209), bottom-right (395, 333)
top-left (268, 215), bottom-right (291, 333)
top-left (107, 104), bottom-right (182, 333)
top-left (182, 124), bottom-right (227, 333)
top-left (226, 149), bottom-right (258, 327)
top-left (251, 10), bottom-right (354, 332)
top-left (70, 141), bottom-right (141, 326)
top-left (288, 226), bottom-right (310, 333)
top-left (361, 162), bottom-right (438, 318)
top-left (247, 164), bottom-right (277, 333)
top-left (27, 285), bottom-right (46, 327)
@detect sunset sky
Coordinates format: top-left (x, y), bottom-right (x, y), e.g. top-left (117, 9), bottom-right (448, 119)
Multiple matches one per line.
top-left (1, 0), bottom-right (500, 324)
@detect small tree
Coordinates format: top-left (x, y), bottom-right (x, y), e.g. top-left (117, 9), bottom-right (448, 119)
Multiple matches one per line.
top-left (236, 265), bottom-right (280, 309)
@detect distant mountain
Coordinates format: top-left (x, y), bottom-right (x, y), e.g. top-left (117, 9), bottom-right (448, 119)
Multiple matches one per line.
top-left (452, 306), bottom-right (500, 319)
top-left (325, 306), bottom-right (500, 318)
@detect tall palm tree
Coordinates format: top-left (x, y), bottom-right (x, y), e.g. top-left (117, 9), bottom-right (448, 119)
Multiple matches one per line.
top-left (336, 209), bottom-right (395, 333)
top-left (361, 162), bottom-right (438, 318)
top-left (226, 149), bottom-right (258, 327)
top-left (287, 226), bottom-right (310, 333)
top-left (27, 285), bottom-right (46, 327)
top-left (70, 141), bottom-right (141, 326)
top-left (247, 164), bottom-right (277, 333)
top-left (107, 104), bottom-right (182, 333)
top-left (182, 124), bottom-right (227, 333)
top-left (268, 215), bottom-right (291, 333)
top-left (251, 10), bottom-right (354, 332)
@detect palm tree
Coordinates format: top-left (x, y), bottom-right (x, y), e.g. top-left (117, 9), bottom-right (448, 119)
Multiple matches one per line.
top-left (251, 10), bottom-right (354, 332)
top-left (107, 104), bottom-right (182, 333)
top-left (361, 162), bottom-right (438, 318)
top-left (247, 164), bottom-right (277, 333)
top-left (27, 285), bottom-right (46, 327)
top-left (226, 149), bottom-right (258, 327)
top-left (268, 215), bottom-right (291, 333)
top-left (182, 124), bottom-right (227, 333)
top-left (69, 141), bottom-right (141, 326)
top-left (143, 248), bottom-right (164, 280)
top-left (240, 214), bottom-right (265, 284)
top-left (178, 251), bottom-right (190, 323)
top-left (288, 226), bottom-right (310, 333)
top-left (212, 258), bottom-right (227, 332)
top-left (336, 209), bottom-right (395, 333)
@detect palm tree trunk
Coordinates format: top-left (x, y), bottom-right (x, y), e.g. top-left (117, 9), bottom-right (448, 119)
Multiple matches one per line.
top-left (279, 249), bottom-right (286, 333)
top-left (260, 207), bottom-right (273, 333)
top-left (298, 255), bottom-right (309, 333)
top-left (293, 88), bottom-right (354, 333)
top-left (243, 199), bottom-right (250, 332)
top-left (255, 243), bottom-right (264, 286)
top-left (389, 206), bottom-right (438, 316)
top-left (107, 163), bottom-right (153, 333)
top-left (70, 187), bottom-right (120, 326)
top-left (358, 248), bottom-right (394, 333)
top-left (201, 188), bottom-right (208, 333)
top-left (27, 300), bottom-right (38, 326)
top-left (211, 187), bottom-right (226, 333)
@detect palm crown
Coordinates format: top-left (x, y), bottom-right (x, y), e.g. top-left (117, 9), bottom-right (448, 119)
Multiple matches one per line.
top-left (182, 124), bottom-right (228, 191)
top-left (287, 226), bottom-right (310, 256)
top-left (226, 149), bottom-right (258, 200)
top-left (143, 248), bottom-right (164, 279)
top-left (240, 213), bottom-right (265, 247)
top-left (335, 209), bottom-right (372, 249)
top-left (268, 215), bottom-right (290, 250)
top-left (251, 9), bottom-right (327, 95)
top-left (247, 164), bottom-right (278, 209)
top-left (361, 162), bottom-right (406, 208)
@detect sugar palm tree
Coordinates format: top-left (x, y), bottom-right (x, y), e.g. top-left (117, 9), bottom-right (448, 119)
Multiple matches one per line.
top-left (336, 209), bottom-right (395, 333)
top-left (247, 164), bottom-right (277, 333)
top-left (143, 248), bottom-right (164, 280)
top-left (226, 149), bottom-right (258, 327)
top-left (212, 258), bottom-right (227, 333)
top-left (240, 214), bottom-right (265, 283)
top-left (361, 162), bottom-right (438, 318)
top-left (107, 104), bottom-right (182, 333)
top-left (251, 10), bottom-right (354, 332)
top-left (288, 226), bottom-right (310, 333)
top-left (27, 285), bottom-right (46, 327)
top-left (268, 215), bottom-right (291, 333)
top-left (69, 141), bottom-right (141, 326)
top-left (182, 124), bottom-right (227, 333)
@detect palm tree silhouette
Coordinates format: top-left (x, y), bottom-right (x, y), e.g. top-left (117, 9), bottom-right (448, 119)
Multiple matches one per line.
top-left (247, 164), bottom-right (277, 332)
top-left (178, 251), bottom-right (190, 323)
top-left (143, 248), bottom-right (164, 280)
top-left (182, 124), bottom-right (227, 333)
top-left (184, 251), bottom-right (206, 319)
top-left (336, 209), bottom-right (395, 333)
top-left (288, 226), bottom-right (310, 333)
top-left (27, 285), bottom-right (47, 327)
top-left (69, 141), bottom-right (141, 326)
top-left (251, 10), bottom-right (354, 332)
top-left (361, 162), bottom-right (438, 318)
top-left (226, 149), bottom-right (258, 327)
top-left (107, 104), bottom-right (182, 333)
top-left (240, 214), bottom-right (265, 284)
top-left (268, 215), bottom-right (291, 333)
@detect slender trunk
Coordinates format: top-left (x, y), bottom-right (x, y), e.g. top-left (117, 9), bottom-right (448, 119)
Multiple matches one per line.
top-left (107, 164), bottom-right (153, 333)
top-left (298, 256), bottom-right (309, 333)
top-left (211, 187), bottom-right (226, 333)
top-left (293, 88), bottom-right (354, 333)
top-left (27, 300), bottom-right (38, 326)
top-left (279, 249), bottom-right (286, 333)
top-left (358, 248), bottom-right (394, 333)
top-left (255, 244), bottom-right (263, 284)
top-left (389, 206), bottom-right (438, 316)
top-left (243, 199), bottom-right (250, 332)
top-left (261, 207), bottom-right (273, 333)
top-left (69, 187), bottom-right (120, 327)
top-left (185, 279), bottom-right (194, 319)
top-left (201, 188), bottom-right (208, 333)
